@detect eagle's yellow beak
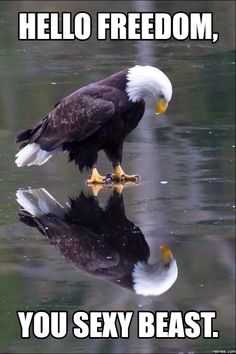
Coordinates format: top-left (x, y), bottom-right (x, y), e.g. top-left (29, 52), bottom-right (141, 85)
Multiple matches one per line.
top-left (160, 245), bottom-right (173, 263)
top-left (155, 98), bottom-right (168, 115)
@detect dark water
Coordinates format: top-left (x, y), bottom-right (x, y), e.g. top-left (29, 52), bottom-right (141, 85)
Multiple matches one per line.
top-left (0, 1), bottom-right (235, 353)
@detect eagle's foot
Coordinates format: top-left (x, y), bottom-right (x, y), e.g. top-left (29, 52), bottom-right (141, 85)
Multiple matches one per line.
top-left (112, 174), bottom-right (140, 183)
top-left (112, 165), bottom-right (141, 184)
top-left (86, 168), bottom-right (107, 185)
top-left (122, 174), bottom-right (140, 183)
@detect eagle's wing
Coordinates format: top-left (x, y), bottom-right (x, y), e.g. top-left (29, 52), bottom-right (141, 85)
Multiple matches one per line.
top-left (33, 89), bottom-right (115, 151)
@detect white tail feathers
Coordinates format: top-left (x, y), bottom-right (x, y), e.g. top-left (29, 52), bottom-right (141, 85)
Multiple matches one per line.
top-left (16, 188), bottom-right (64, 217)
top-left (15, 143), bottom-right (57, 167)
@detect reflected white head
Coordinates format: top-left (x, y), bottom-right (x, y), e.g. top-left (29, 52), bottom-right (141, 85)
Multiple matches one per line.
top-left (132, 245), bottom-right (178, 296)
top-left (126, 65), bottom-right (172, 115)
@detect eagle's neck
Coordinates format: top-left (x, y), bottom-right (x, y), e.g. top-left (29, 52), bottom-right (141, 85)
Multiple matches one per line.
top-left (98, 70), bottom-right (128, 91)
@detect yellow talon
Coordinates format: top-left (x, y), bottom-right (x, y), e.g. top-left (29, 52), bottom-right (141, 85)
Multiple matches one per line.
top-left (113, 165), bottom-right (140, 183)
top-left (86, 168), bottom-right (106, 184)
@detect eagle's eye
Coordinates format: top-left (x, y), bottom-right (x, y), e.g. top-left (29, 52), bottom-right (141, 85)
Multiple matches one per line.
top-left (159, 93), bottom-right (165, 100)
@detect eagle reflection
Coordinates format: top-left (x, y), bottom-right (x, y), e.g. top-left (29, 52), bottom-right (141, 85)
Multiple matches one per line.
top-left (16, 188), bottom-right (178, 296)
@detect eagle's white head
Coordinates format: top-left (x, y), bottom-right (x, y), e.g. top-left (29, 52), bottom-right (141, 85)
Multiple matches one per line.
top-left (126, 65), bottom-right (172, 115)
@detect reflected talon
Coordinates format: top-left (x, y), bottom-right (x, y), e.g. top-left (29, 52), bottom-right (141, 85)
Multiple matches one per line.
top-left (88, 184), bottom-right (105, 197)
top-left (87, 179), bottom-right (139, 196)
top-left (113, 183), bottom-right (124, 194)
top-left (112, 181), bottom-right (140, 193)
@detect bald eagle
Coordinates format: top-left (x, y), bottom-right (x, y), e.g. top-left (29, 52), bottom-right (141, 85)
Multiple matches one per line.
top-left (16, 188), bottom-right (178, 296)
top-left (15, 65), bottom-right (172, 183)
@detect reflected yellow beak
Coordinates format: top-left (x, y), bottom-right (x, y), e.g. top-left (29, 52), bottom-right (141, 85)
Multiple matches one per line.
top-left (160, 244), bottom-right (173, 263)
top-left (156, 98), bottom-right (168, 115)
